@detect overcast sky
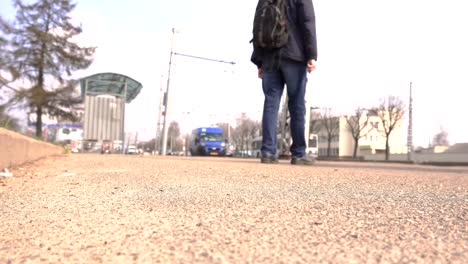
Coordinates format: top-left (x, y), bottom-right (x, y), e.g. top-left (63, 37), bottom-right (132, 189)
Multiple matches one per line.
top-left (1, 0), bottom-right (467, 147)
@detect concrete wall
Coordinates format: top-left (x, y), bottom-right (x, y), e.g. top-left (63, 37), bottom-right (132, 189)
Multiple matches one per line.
top-left (0, 128), bottom-right (64, 169)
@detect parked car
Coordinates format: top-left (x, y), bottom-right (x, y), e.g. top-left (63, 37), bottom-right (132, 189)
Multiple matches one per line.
top-left (126, 145), bottom-right (137, 155)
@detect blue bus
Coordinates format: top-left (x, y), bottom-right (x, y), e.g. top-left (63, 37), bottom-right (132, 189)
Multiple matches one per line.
top-left (189, 127), bottom-right (226, 156)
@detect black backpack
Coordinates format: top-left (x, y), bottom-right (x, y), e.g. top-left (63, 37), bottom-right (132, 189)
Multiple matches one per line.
top-left (251, 0), bottom-right (289, 50)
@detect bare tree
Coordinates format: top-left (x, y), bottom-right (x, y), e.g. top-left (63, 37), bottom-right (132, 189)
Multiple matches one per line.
top-left (309, 110), bottom-right (321, 135)
top-left (142, 138), bottom-right (157, 153)
top-left (168, 121), bottom-right (181, 153)
top-left (215, 122), bottom-right (234, 142)
top-left (346, 108), bottom-right (370, 159)
top-left (319, 108), bottom-right (340, 156)
top-left (232, 113), bottom-right (260, 155)
top-left (1, 0), bottom-right (95, 138)
top-left (183, 133), bottom-right (191, 155)
top-left (432, 127), bottom-right (449, 146)
top-left (369, 96), bottom-right (405, 161)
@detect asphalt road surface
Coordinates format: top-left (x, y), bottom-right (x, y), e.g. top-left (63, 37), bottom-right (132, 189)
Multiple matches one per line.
top-left (1, 154), bottom-right (466, 263)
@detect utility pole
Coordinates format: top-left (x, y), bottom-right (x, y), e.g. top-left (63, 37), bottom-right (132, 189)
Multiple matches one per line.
top-left (155, 75), bottom-right (164, 154)
top-left (161, 28), bottom-right (176, 156)
top-left (159, 29), bottom-right (236, 155)
top-left (407, 82), bottom-right (414, 162)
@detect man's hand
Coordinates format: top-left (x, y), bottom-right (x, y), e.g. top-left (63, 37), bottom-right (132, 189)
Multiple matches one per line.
top-left (258, 68), bottom-right (263, 79)
top-left (307, 59), bottom-right (316, 73)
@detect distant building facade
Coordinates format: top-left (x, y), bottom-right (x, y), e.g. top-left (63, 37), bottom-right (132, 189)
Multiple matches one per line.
top-left (316, 112), bottom-right (407, 157)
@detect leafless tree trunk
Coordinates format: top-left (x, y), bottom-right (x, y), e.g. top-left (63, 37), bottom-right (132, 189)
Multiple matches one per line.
top-left (309, 111), bottom-right (321, 135)
top-left (320, 108), bottom-right (340, 157)
top-left (369, 96), bottom-right (405, 161)
top-left (346, 108), bottom-right (370, 159)
top-left (168, 121), bottom-right (180, 153)
top-left (216, 122), bottom-right (234, 143)
top-left (232, 113), bottom-right (260, 156)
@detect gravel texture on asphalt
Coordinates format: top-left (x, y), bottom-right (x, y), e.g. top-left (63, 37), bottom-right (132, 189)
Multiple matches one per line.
top-left (0, 154), bottom-right (467, 263)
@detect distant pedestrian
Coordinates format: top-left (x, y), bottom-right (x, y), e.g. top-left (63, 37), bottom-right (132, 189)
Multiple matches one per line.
top-left (251, 0), bottom-right (318, 165)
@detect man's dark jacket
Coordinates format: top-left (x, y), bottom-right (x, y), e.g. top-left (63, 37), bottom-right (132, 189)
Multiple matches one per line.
top-left (251, 0), bottom-right (317, 68)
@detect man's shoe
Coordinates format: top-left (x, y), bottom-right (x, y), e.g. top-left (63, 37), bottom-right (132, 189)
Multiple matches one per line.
top-left (291, 155), bottom-right (316, 165)
top-left (261, 153), bottom-right (279, 164)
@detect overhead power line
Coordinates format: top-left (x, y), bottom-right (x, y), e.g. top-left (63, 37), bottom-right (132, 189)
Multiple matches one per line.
top-left (174, 52), bottom-right (236, 65)
top-left (160, 28), bottom-right (236, 155)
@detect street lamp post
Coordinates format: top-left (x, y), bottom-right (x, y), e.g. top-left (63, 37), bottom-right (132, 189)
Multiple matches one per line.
top-left (155, 75), bottom-right (164, 154)
top-left (161, 28), bottom-right (176, 156)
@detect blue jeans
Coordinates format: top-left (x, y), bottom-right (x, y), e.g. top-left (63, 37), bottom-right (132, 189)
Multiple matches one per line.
top-left (261, 60), bottom-right (308, 157)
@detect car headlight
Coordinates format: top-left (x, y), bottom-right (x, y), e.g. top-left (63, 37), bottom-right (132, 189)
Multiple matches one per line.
top-left (200, 142), bottom-right (205, 147)
top-left (221, 142), bottom-right (226, 147)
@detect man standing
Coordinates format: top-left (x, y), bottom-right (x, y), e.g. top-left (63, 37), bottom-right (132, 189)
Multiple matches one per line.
top-left (251, 0), bottom-right (318, 165)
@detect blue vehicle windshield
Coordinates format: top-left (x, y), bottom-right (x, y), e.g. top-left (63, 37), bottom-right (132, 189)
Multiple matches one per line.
top-left (200, 132), bottom-right (223, 142)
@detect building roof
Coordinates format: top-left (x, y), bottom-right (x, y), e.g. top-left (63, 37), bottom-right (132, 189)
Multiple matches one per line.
top-left (80, 72), bottom-right (143, 103)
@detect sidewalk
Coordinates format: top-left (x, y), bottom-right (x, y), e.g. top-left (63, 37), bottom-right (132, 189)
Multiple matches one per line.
top-left (1, 154), bottom-right (466, 263)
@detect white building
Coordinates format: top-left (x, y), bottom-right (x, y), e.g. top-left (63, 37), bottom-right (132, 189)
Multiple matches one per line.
top-left (316, 112), bottom-right (407, 158)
